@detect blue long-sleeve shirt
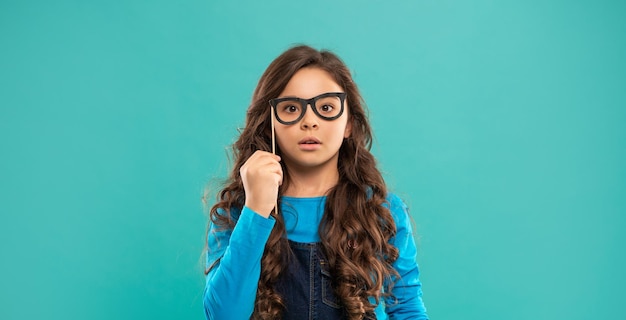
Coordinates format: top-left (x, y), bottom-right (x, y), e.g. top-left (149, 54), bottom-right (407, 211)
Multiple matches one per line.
top-left (204, 193), bottom-right (428, 319)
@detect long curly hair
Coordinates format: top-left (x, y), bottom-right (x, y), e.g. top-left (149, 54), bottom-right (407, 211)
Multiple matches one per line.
top-left (206, 45), bottom-right (399, 319)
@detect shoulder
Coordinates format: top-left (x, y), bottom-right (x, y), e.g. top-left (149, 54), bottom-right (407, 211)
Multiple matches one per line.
top-left (385, 193), bottom-right (408, 210)
top-left (384, 193), bottom-right (410, 225)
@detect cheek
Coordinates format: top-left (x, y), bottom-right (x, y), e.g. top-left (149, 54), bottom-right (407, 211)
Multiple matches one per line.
top-left (330, 122), bottom-right (350, 142)
top-left (273, 126), bottom-right (293, 145)
top-left (338, 116), bottom-right (351, 136)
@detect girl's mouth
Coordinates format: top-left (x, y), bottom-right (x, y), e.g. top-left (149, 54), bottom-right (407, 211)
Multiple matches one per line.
top-left (298, 137), bottom-right (321, 150)
top-left (298, 137), bottom-right (321, 145)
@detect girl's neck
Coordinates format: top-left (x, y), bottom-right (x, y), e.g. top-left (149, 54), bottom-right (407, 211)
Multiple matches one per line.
top-left (282, 163), bottom-right (339, 198)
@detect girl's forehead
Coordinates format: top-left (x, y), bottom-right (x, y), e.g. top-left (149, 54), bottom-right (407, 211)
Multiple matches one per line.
top-left (279, 67), bottom-right (343, 99)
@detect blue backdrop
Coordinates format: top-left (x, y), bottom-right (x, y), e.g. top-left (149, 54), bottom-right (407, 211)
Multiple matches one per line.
top-left (1, 0), bottom-right (624, 319)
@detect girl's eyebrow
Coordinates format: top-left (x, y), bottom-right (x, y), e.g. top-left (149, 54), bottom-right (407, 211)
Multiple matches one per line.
top-left (277, 92), bottom-right (343, 100)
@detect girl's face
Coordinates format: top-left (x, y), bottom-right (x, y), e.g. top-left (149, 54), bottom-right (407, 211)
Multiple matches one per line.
top-left (273, 67), bottom-right (352, 172)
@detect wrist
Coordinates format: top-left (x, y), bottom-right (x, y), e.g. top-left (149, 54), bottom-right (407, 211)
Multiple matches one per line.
top-left (244, 200), bottom-right (273, 218)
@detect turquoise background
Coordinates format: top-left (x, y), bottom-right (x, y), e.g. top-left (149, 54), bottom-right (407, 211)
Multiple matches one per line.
top-left (1, 0), bottom-right (624, 319)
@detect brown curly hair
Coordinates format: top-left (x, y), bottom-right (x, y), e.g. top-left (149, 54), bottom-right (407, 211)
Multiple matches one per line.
top-left (206, 45), bottom-right (399, 319)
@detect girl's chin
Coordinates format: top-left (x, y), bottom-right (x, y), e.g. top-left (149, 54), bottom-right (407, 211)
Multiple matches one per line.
top-left (282, 155), bottom-right (340, 171)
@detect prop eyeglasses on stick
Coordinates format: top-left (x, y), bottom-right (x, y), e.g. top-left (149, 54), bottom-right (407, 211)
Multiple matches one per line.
top-left (268, 92), bottom-right (347, 215)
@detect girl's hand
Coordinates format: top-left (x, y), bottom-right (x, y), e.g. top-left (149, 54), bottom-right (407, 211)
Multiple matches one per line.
top-left (240, 151), bottom-right (283, 218)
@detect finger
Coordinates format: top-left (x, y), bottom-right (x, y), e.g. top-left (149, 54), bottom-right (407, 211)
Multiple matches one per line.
top-left (259, 152), bottom-right (280, 162)
top-left (247, 150), bottom-right (269, 163)
top-left (253, 150), bottom-right (280, 162)
top-left (253, 155), bottom-right (282, 169)
top-left (277, 172), bottom-right (283, 186)
top-left (254, 150), bottom-right (277, 158)
top-left (268, 166), bottom-right (283, 178)
top-left (272, 164), bottom-right (283, 186)
top-left (270, 170), bottom-right (283, 187)
top-left (242, 152), bottom-right (274, 172)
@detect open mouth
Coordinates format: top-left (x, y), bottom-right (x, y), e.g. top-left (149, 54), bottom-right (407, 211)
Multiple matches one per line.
top-left (298, 137), bottom-right (321, 145)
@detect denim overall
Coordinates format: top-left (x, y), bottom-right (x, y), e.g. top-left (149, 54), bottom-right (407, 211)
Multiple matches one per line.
top-left (274, 240), bottom-right (346, 320)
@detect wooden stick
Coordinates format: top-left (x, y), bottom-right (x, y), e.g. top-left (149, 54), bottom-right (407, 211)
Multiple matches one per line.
top-left (271, 109), bottom-right (276, 155)
top-left (270, 109), bottom-right (278, 216)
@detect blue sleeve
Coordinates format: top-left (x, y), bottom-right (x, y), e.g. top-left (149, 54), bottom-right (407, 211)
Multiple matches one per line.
top-left (203, 206), bottom-right (276, 320)
top-left (384, 194), bottom-right (429, 320)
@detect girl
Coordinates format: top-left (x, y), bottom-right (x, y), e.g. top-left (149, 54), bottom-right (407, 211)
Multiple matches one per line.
top-left (203, 45), bottom-right (428, 320)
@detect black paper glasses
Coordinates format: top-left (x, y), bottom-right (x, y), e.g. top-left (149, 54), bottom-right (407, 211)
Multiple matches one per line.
top-left (269, 92), bottom-right (346, 125)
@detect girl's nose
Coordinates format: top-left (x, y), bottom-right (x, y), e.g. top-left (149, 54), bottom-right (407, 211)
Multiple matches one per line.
top-left (300, 104), bottom-right (319, 129)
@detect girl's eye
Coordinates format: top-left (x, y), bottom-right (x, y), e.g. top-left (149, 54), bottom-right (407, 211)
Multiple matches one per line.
top-left (283, 105), bottom-right (299, 113)
top-left (320, 104), bottom-right (334, 113)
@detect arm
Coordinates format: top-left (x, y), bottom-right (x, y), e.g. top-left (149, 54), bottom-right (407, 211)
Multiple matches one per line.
top-left (384, 194), bottom-right (429, 320)
top-left (203, 206), bottom-right (276, 320)
top-left (204, 151), bottom-right (281, 319)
